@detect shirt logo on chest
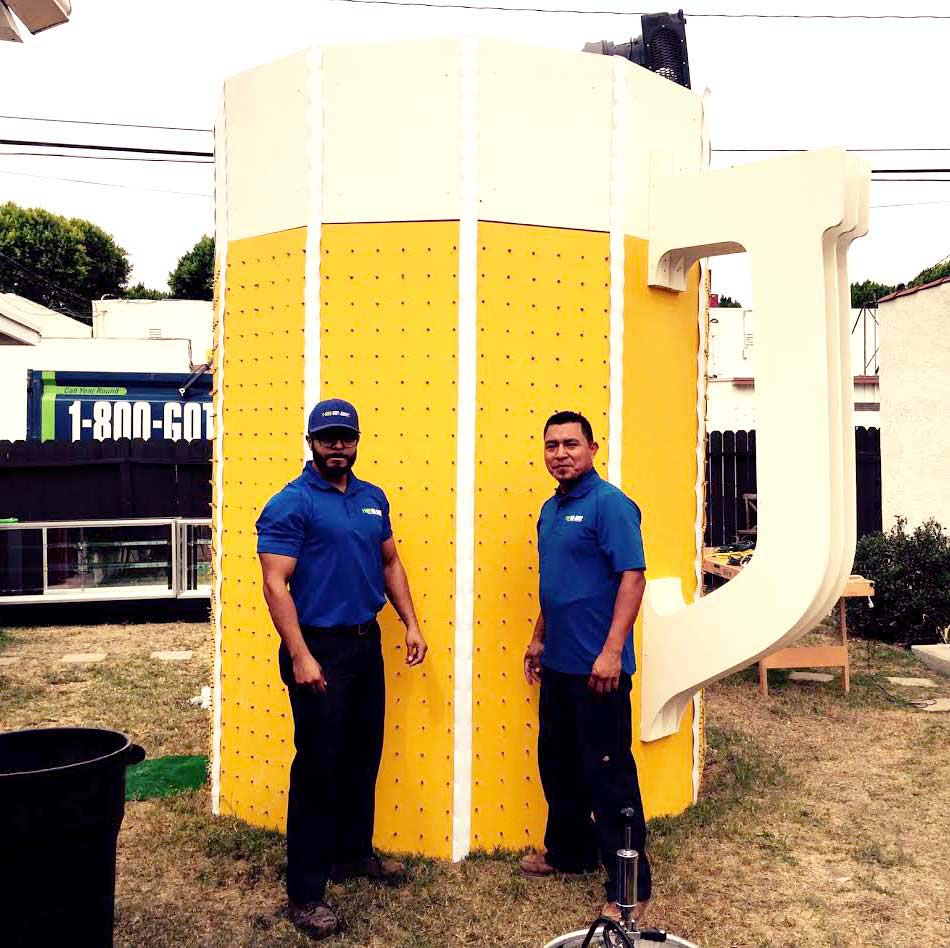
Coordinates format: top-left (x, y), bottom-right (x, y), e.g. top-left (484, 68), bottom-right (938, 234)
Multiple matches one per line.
top-left (362, 507), bottom-right (383, 517)
top-left (564, 514), bottom-right (585, 523)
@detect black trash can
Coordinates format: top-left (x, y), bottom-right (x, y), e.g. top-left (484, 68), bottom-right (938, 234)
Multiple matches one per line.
top-left (0, 727), bottom-right (145, 948)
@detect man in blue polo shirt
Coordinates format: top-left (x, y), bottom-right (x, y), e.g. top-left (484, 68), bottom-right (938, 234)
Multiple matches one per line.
top-left (256, 398), bottom-right (427, 940)
top-left (520, 410), bottom-right (652, 924)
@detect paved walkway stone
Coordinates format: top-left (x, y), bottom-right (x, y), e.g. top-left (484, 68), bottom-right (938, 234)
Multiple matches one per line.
top-left (922, 698), bottom-right (950, 713)
top-left (788, 671), bottom-right (834, 683)
top-left (151, 650), bottom-right (194, 661)
top-left (885, 676), bottom-right (935, 687)
top-left (61, 652), bottom-right (106, 664)
top-left (0, 656), bottom-right (21, 666)
top-left (912, 644), bottom-right (950, 678)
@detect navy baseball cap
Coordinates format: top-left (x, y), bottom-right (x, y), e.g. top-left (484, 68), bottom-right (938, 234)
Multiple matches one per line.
top-left (307, 398), bottom-right (360, 435)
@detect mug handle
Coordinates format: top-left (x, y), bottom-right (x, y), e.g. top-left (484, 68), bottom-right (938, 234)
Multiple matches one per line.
top-left (640, 149), bottom-right (870, 741)
top-left (125, 743), bottom-right (147, 767)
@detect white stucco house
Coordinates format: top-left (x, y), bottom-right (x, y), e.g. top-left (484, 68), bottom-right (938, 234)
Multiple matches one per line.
top-left (706, 304), bottom-right (880, 432)
top-left (0, 293), bottom-right (211, 441)
top-left (878, 275), bottom-right (950, 531)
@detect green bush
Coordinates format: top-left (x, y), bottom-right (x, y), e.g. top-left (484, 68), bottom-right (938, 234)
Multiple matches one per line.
top-left (848, 517), bottom-right (950, 645)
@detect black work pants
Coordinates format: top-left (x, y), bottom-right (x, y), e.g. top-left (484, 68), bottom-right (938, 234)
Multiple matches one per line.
top-left (278, 621), bottom-right (385, 904)
top-left (538, 667), bottom-right (652, 903)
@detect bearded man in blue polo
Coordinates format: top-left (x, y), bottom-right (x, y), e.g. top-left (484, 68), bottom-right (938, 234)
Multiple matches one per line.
top-left (256, 398), bottom-right (427, 940)
top-left (520, 410), bottom-right (652, 925)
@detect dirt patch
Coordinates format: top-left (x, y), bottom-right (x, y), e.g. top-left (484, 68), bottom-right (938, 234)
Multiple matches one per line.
top-left (2, 621), bottom-right (949, 946)
top-left (0, 621), bottom-right (210, 755)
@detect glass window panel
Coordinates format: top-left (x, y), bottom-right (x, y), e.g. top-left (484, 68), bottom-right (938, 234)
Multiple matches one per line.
top-left (0, 529), bottom-right (44, 597)
top-left (81, 525), bottom-right (174, 592)
top-left (184, 524), bottom-right (212, 591)
top-left (46, 527), bottom-right (83, 593)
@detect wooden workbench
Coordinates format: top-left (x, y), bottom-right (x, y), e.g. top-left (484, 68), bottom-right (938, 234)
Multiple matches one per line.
top-left (701, 548), bottom-right (875, 695)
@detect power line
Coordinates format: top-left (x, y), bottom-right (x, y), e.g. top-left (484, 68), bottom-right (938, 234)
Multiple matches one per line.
top-left (714, 147), bottom-right (950, 153)
top-left (4, 114), bottom-right (944, 155)
top-left (325, 0), bottom-right (950, 17)
top-left (872, 199), bottom-right (950, 208)
top-left (1, 164), bottom-right (944, 192)
top-left (0, 151), bottom-right (213, 164)
top-left (911, 251), bottom-right (949, 274)
top-left (1, 121), bottom-right (946, 156)
top-left (0, 251), bottom-right (89, 305)
top-left (6, 137), bottom-right (950, 171)
top-left (3, 127), bottom-right (948, 166)
top-left (0, 250), bottom-right (92, 320)
top-left (690, 10), bottom-right (950, 18)
top-left (0, 138), bottom-right (213, 158)
top-left (0, 169), bottom-right (211, 197)
top-left (0, 114), bottom-right (211, 133)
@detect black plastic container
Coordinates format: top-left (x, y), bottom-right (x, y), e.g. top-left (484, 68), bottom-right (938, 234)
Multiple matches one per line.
top-left (0, 727), bottom-right (145, 947)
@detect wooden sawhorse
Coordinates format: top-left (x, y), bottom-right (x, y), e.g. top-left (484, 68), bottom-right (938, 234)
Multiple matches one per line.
top-left (702, 549), bottom-right (874, 696)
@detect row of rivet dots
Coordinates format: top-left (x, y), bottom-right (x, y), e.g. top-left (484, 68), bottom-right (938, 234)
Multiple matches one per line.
top-left (469, 224), bottom-right (611, 843)
top-left (319, 223), bottom-right (460, 849)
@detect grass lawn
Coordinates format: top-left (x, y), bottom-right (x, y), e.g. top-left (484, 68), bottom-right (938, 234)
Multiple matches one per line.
top-left (1, 617), bottom-right (949, 947)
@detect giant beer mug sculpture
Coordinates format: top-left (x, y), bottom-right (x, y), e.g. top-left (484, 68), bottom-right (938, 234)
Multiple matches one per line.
top-left (210, 39), bottom-right (869, 859)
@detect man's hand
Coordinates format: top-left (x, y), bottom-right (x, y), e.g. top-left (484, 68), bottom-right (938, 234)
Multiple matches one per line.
top-left (293, 651), bottom-right (328, 693)
top-left (524, 637), bottom-right (544, 685)
top-left (405, 624), bottom-right (428, 666)
top-left (588, 647), bottom-right (621, 694)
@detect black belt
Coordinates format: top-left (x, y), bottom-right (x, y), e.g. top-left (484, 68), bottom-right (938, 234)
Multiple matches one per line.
top-left (302, 620), bottom-right (377, 637)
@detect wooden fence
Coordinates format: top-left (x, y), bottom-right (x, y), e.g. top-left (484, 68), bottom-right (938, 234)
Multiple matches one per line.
top-left (705, 427), bottom-right (882, 548)
top-left (0, 439), bottom-right (211, 521)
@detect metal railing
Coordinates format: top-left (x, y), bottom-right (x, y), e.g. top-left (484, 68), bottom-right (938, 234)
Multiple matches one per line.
top-left (0, 518), bottom-right (211, 605)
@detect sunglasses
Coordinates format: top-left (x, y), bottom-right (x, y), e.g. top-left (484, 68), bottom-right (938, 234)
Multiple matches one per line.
top-left (312, 431), bottom-right (359, 448)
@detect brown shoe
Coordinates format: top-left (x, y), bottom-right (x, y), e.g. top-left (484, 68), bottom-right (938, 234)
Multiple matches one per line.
top-left (601, 899), bottom-right (652, 924)
top-left (519, 850), bottom-right (590, 879)
top-left (331, 854), bottom-right (407, 885)
top-left (519, 851), bottom-right (557, 877)
top-left (288, 901), bottom-right (341, 940)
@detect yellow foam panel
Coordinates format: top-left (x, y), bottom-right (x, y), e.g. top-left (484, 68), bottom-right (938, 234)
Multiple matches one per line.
top-left (217, 222), bottom-right (700, 853)
top-left (472, 222), bottom-right (612, 849)
top-left (218, 228), bottom-right (308, 827)
top-left (320, 222), bottom-right (459, 858)
top-left (623, 236), bottom-right (700, 819)
top-left (471, 224), bottom-right (700, 850)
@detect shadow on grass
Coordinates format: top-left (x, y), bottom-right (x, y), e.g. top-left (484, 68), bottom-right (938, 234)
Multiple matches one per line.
top-left (184, 723), bottom-right (787, 898)
top-left (115, 723), bottom-right (792, 946)
top-left (205, 816), bottom-right (285, 865)
top-left (1, 599), bottom-right (210, 629)
top-left (649, 723), bottom-right (788, 864)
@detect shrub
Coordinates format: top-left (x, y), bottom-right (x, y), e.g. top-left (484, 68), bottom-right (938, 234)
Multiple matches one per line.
top-left (848, 517), bottom-right (950, 645)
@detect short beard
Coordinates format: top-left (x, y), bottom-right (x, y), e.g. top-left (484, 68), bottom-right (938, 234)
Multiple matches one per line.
top-left (312, 449), bottom-right (356, 482)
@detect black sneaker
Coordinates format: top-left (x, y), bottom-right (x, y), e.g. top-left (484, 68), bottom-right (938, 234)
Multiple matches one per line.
top-left (288, 900), bottom-right (341, 939)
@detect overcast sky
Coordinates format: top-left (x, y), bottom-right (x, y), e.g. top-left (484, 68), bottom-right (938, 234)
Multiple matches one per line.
top-left (1, 0), bottom-right (948, 304)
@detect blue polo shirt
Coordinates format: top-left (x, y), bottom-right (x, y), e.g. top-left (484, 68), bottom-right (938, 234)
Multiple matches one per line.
top-left (255, 464), bottom-right (392, 628)
top-left (537, 468), bottom-right (646, 675)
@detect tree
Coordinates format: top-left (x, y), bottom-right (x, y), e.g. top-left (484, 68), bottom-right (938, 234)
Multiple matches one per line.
top-left (169, 235), bottom-right (214, 300)
top-left (0, 202), bottom-right (131, 315)
top-left (908, 256), bottom-right (950, 289)
top-left (69, 218), bottom-right (131, 301)
top-left (123, 282), bottom-right (169, 300)
top-left (717, 295), bottom-right (742, 308)
top-left (850, 279), bottom-right (896, 308)
top-left (0, 203), bottom-right (89, 315)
